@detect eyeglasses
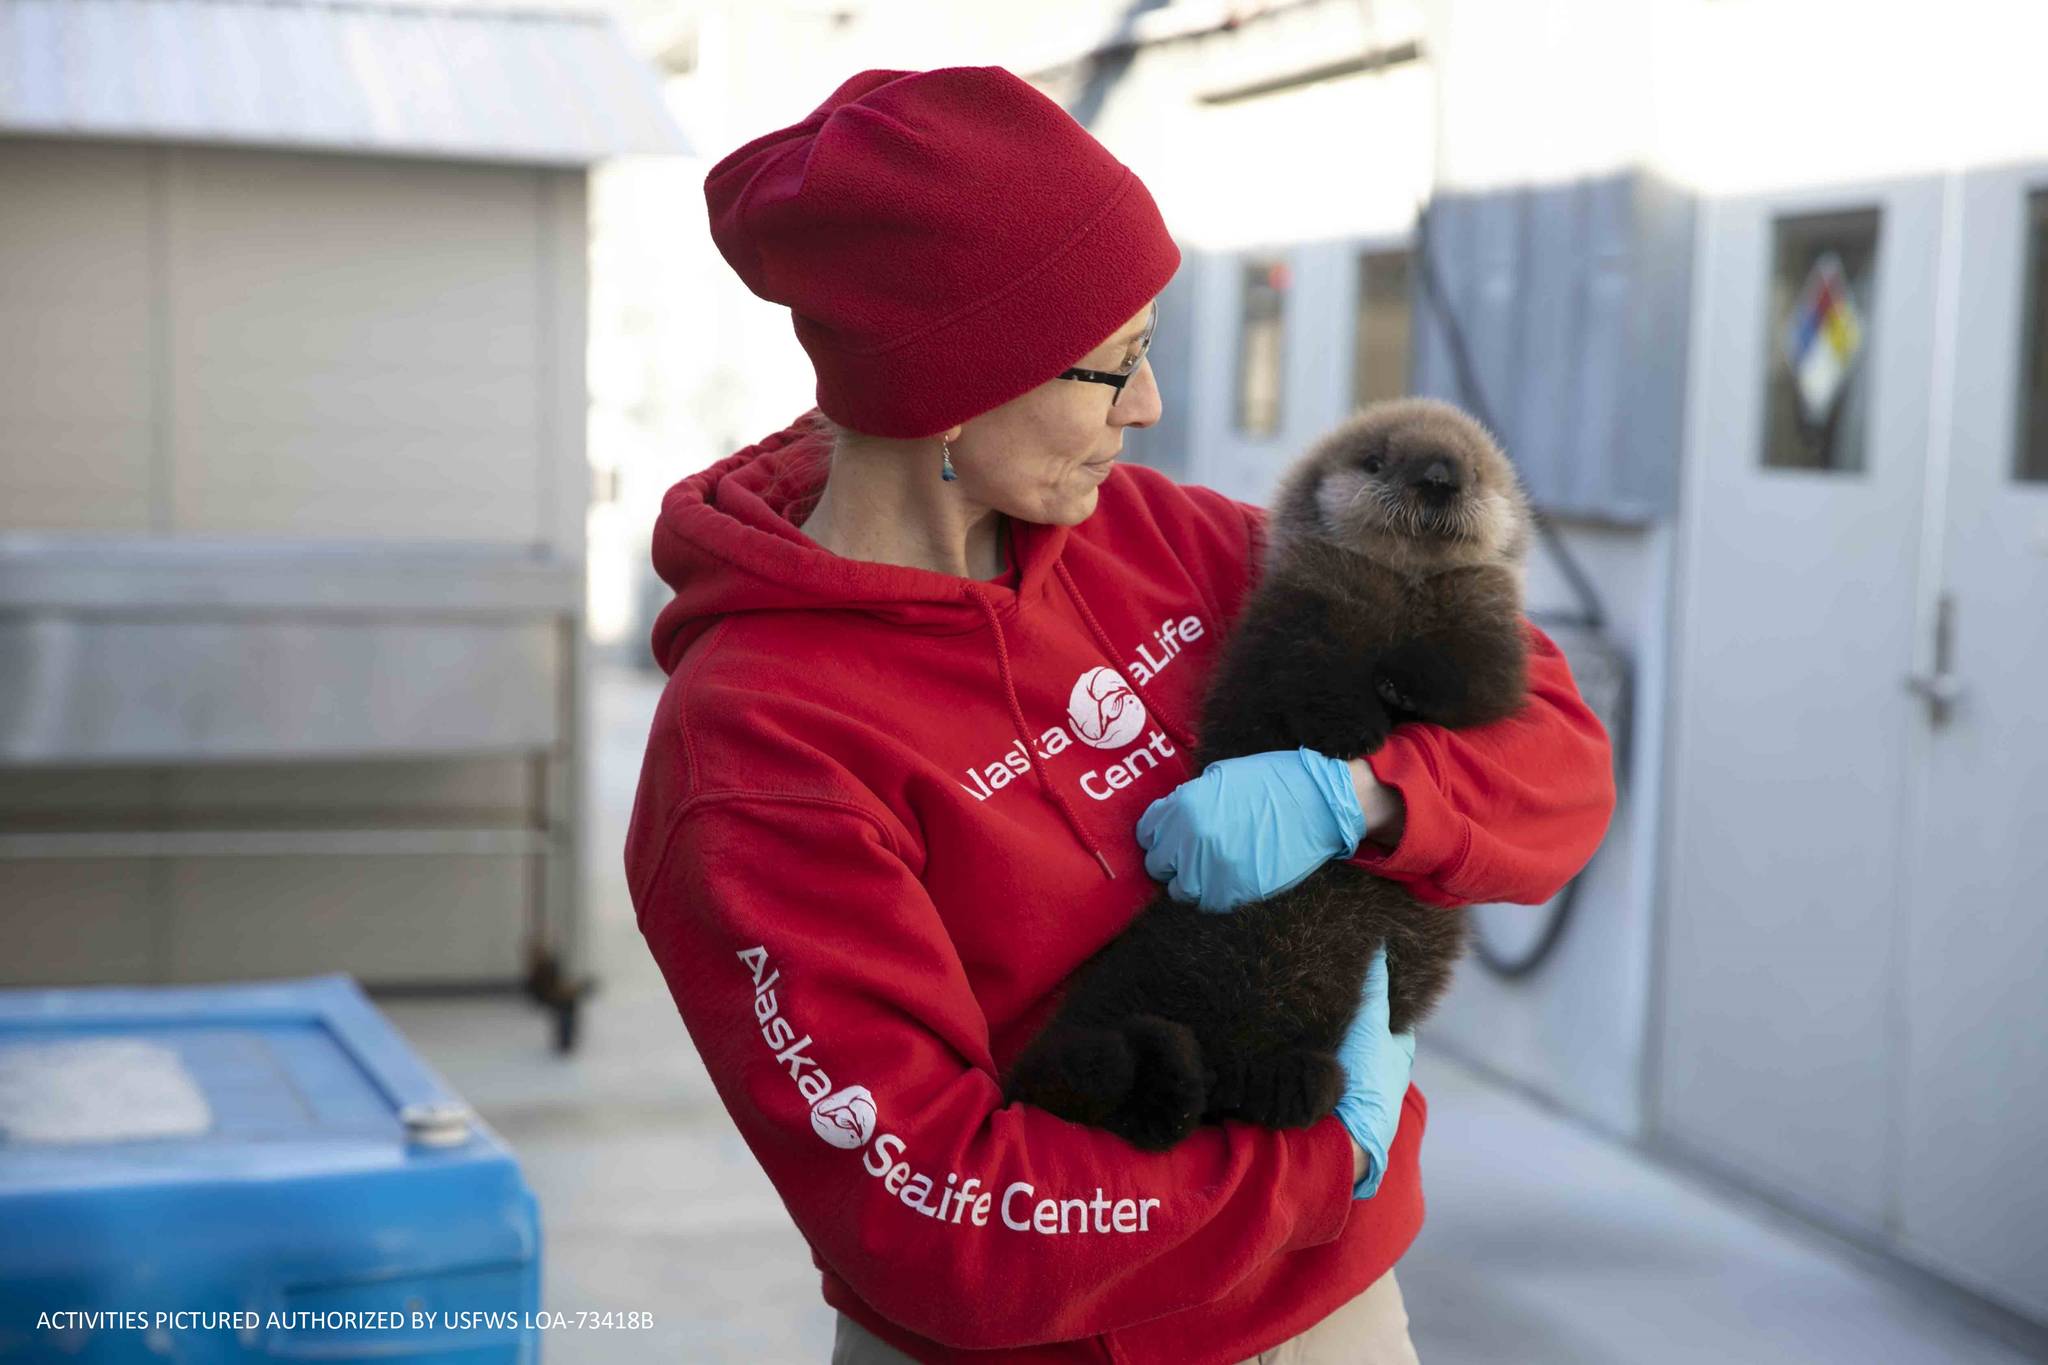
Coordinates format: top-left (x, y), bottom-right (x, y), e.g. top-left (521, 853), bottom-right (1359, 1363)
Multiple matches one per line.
top-left (1058, 301), bottom-right (1157, 409)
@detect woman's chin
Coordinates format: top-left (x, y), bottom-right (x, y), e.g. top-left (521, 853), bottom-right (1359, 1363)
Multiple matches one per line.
top-left (1056, 485), bottom-right (1103, 524)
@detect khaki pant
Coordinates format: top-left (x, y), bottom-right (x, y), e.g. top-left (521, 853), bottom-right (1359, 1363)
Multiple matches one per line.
top-left (829, 1268), bottom-right (1420, 1365)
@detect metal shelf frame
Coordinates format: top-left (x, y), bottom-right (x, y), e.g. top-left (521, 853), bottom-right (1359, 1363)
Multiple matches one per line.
top-left (0, 537), bottom-right (595, 1051)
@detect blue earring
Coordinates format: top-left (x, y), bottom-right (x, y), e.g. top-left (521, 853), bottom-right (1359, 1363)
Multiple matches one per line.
top-left (940, 438), bottom-right (957, 482)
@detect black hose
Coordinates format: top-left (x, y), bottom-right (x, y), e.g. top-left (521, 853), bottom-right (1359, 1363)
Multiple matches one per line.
top-left (1409, 197), bottom-right (1617, 980)
top-left (1471, 877), bottom-right (1583, 978)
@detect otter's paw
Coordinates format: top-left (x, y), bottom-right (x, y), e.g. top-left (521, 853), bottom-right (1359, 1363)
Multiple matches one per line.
top-left (1348, 707), bottom-right (1394, 757)
top-left (1281, 687), bottom-right (1392, 762)
top-left (1375, 645), bottom-right (1471, 723)
top-left (1234, 1048), bottom-right (1346, 1130)
top-left (1110, 1015), bottom-right (1209, 1151)
top-left (1004, 1025), bottom-right (1135, 1128)
top-left (1376, 676), bottom-right (1418, 714)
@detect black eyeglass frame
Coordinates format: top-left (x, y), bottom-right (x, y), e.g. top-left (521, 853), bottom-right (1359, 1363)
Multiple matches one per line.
top-left (1057, 301), bottom-right (1158, 405)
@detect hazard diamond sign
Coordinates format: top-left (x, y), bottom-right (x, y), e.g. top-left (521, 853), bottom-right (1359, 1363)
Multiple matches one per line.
top-left (1782, 251), bottom-right (1864, 426)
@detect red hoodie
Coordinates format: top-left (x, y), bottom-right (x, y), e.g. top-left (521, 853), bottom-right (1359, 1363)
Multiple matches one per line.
top-left (625, 410), bottom-right (1615, 1364)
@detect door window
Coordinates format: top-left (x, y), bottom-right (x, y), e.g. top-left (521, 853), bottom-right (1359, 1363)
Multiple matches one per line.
top-left (1235, 258), bottom-right (1288, 437)
top-left (1761, 208), bottom-right (1881, 473)
top-left (1353, 249), bottom-right (1413, 409)
top-left (2016, 191), bottom-right (2048, 483)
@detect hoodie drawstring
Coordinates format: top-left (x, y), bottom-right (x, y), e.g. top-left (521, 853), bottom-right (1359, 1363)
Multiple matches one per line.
top-left (964, 584), bottom-right (1118, 880)
top-left (963, 569), bottom-right (1209, 884)
top-left (1054, 561), bottom-right (1203, 758)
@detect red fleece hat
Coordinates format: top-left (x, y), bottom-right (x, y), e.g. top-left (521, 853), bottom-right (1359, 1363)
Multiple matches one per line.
top-left (703, 65), bottom-right (1181, 440)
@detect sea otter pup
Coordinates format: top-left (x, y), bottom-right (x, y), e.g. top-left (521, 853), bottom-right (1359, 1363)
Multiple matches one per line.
top-left (1003, 397), bottom-right (1533, 1151)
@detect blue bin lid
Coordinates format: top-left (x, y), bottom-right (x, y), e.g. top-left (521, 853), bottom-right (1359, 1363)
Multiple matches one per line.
top-left (0, 975), bottom-right (494, 1181)
top-left (0, 975), bottom-right (537, 1288)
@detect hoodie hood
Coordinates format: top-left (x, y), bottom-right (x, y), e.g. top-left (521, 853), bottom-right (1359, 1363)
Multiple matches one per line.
top-left (647, 409), bottom-right (1200, 882)
top-left (649, 411), bottom-right (1074, 671)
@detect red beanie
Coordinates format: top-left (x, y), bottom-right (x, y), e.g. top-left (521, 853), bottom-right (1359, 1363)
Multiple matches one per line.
top-left (703, 66), bottom-right (1181, 440)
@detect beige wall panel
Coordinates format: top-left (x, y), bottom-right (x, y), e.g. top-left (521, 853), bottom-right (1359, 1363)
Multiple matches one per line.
top-left (163, 148), bottom-right (548, 542)
top-left (1, 141), bottom-right (583, 546)
top-left (0, 140), bottom-right (157, 531)
top-left (0, 142), bottom-right (153, 294)
top-left (176, 365), bottom-right (539, 431)
top-left (170, 150), bottom-right (541, 334)
top-left (0, 859), bottom-right (158, 985)
top-left (169, 427), bottom-right (541, 539)
top-left (540, 171), bottom-right (588, 556)
top-left (0, 419), bottom-right (155, 531)
top-left (176, 288), bottom-right (542, 369)
top-left (163, 854), bottom-right (530, 984)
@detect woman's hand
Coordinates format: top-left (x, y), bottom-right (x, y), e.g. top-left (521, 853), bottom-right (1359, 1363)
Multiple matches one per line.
top-left (1135, 747), bottom-right (1367, 912)
top-left (1336, 944), bottom-right (1416, 1199)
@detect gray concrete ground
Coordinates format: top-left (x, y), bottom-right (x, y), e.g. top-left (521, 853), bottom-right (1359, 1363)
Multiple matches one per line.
top-left (378, 663), bottom-right (2048, 1364)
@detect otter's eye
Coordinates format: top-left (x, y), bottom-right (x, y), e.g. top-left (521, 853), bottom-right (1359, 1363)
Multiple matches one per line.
top-left (1362, 455), bottom-right (1383, 475)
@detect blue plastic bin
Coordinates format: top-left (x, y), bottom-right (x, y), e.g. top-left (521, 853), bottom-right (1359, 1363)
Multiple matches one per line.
top-left (0, 975), bottom-right (541, 1362)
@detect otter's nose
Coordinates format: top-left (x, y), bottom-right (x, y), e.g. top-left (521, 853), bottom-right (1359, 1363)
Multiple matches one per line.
top-left (1410, 459), bottom-right (1458, 496)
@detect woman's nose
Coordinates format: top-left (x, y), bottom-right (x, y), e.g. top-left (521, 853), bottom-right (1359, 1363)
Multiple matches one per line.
top-left (1113, 357), bottom-right (1162, 429)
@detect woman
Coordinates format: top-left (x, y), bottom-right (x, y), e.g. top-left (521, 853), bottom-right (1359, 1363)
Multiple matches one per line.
top-left (626, 66), bottom-right (1615, 1365)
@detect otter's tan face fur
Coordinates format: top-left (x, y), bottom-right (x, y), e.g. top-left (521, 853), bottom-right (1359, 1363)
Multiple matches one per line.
top-left (1267, 397), bottom-right (1531, 576)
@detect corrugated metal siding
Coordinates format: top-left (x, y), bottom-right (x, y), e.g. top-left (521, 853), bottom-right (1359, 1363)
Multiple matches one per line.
top-left (1410, 171), bottom-right (1695, 524)
top-left (0, 0), bottom-right (688, 165)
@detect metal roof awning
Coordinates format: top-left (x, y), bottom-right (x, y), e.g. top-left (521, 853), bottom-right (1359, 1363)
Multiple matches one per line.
top-left (0, 0), bottom-right (691, 166)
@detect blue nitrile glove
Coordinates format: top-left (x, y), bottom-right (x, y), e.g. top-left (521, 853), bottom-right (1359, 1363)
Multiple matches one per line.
top-left (1135, 747), bottom-right (1367, 912)
top-left (1335, 945), bottom-right (1416, 1198)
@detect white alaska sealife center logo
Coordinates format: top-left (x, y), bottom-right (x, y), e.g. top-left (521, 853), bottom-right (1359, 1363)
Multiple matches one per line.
top-left (812, 1085), bottom-right (877, 1149)
top-left (1067, 666), bottom-right (1146, 748)
top-left (958, 615), bottom-right (1208, 806)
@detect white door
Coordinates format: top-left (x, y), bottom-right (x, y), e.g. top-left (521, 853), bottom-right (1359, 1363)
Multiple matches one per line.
top-left (1664, 169), bottom-right (2048, 1321)
top-left (1660, 178), bottom-right (1943, 1237)
top-left (1894, 167), bottom-right (2048, 1321)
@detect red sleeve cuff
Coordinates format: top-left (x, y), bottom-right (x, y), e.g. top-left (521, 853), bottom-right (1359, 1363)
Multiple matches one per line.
top-left (1297, 1115), bottom-right (1358, 1247)
top-left (1338, 730), bottom-right (1470, 908)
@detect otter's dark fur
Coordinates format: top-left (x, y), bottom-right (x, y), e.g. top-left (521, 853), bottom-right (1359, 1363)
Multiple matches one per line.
top-left (1002, 397), bottom-right (1533, 1151)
